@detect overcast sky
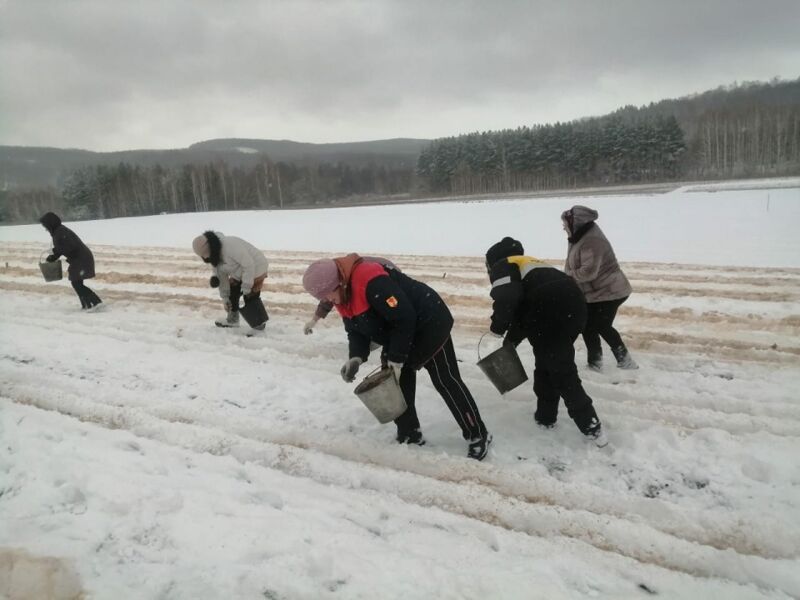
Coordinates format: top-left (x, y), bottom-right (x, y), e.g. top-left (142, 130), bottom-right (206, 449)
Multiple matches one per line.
top-left (1, 0), bottom-right (798, 152)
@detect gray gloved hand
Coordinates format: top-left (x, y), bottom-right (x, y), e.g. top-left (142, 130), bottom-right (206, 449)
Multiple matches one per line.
top-left (303, 317), bottom-right (318, 335)
top-left (387, 361), bottom-right (403, 380)
top-left (340, 357), bottom-right (363, 382)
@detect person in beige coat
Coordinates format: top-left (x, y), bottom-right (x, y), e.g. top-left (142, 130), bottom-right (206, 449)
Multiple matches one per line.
top-left (562, 206), bottom-right (638, 371)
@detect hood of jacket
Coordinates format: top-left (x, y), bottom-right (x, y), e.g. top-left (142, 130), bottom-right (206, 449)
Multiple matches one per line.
top-left (39, 212), bottom-right (62, 234)
top-left (333, 253), bottom-right (366, 303)
top-left (562, 205), bottom-right (598, 236)
top-left (203, 231), bottom-right (225, 266)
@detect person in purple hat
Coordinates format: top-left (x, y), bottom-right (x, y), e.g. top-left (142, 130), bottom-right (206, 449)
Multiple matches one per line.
top-left (303, 253), bottom-right (492, 461)
top-left (303, 256), bottom-right (400, 334)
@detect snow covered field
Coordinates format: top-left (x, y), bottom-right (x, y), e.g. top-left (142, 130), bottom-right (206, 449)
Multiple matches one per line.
top-left (1, 181), bottom-right (799, 599)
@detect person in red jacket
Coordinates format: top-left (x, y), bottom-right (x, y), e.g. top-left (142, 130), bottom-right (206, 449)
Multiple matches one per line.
top-left (303, 253), bottom-right (492, 460)
top-left (303, 256), bottom-right (399, 334)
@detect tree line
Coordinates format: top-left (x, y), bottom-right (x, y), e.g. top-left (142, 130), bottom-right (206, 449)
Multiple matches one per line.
top-left (417, 79), bottom-right (800, 195)
top-left (0, 160), bottom-right (415, 223)
top-left (1, 78), bottom-right (798, 223)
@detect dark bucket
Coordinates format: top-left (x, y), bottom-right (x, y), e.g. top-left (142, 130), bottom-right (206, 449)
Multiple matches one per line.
top-left (353, 367), bottom-right (408, 424)
top-left (39, 257), bottom-right (63, 282)
top-left (477, 337), bottom-right (528, 394)
top-left (240, 296), bottom-right (269, 328)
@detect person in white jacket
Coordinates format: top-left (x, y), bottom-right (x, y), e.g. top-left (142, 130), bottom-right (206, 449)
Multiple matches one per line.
top-left (192, 231), bottom-right (269, 330)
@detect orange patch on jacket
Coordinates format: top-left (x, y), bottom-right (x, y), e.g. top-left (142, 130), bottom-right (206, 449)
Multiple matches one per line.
top-left (386, 296), bottom-right (398, 308)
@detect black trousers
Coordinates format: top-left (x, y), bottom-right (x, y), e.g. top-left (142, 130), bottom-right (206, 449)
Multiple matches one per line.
top-left (395, 337), bottom-right (488, 441)
top-left (583, 296), bottom-right (628, 364)
top-left (71, 280), bottom-right (101, 309)
top-left (228, 281), bottom-right (242, 312)
top-left (527, 280), bottom-right (600, 434)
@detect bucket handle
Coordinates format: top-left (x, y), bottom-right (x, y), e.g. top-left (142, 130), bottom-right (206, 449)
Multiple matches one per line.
top-left (39, 250), bottom-right (56, 264)
top-left (362, 365), bottom-right (397, 383)
top-left (477, 331), bottom-right (503, 362)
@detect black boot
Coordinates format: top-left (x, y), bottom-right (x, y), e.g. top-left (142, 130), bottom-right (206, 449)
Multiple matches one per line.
top-left (613, 346), bottom-right (639, 370)
top-left (396, 428), bottom-right (425, 446)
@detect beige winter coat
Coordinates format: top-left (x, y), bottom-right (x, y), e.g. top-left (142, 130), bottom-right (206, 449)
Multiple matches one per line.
top-left (563, 206), bottom-right (631, 303)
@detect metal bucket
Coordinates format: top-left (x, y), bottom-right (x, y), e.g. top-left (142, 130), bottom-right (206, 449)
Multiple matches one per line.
top-left (477, 334), bottom-right (528, 394)
top-left (38, 252), bottom-right (63, 282)
top-left (353, 367), bottom-right (408, 424)
top-left (240, 295), bottom-right (269, 328)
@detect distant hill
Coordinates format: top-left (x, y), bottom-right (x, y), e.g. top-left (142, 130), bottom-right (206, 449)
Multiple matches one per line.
top-left (0, 138), bottom-right (430, 189)
top-left (2, 78), bottom-right (797, 224)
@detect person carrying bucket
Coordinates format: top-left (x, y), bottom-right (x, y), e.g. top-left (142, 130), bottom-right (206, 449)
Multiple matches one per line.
top-left (39, 212), bottom-right (102, 310)
top-left (302, 253), bottom-right (492, 460)
top-left (485, 237), bottom-right (608, 447)
top-left (192, 231), bottom-right (270, 331)
top-left (303, 256), bottom-right (400, 334)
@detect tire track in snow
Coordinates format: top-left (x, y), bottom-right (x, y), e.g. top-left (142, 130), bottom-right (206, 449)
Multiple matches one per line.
top-left (3, 392), bottom-right (799, 597)
top-left (2, 349), bottom-right (799, 562)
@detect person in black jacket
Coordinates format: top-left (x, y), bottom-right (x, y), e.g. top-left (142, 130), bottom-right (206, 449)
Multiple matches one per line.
top-left (303, 253), bottom-right (492, 460)
top-left (39, 212), bottom-right (102, 310)
top-left (485, 237), bottom-right (607, 447)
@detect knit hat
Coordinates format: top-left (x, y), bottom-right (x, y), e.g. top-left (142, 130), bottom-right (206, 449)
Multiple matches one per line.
top-left (303, 259), bottom-right (340, 300)
top-left (485, 236), bottom-right (524, 267)
top-left (192, 234), bottom-right (210, 259)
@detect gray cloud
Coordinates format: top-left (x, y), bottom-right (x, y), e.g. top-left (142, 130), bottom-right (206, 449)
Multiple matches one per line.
top-left (1, 0), bottom-right (798, 151)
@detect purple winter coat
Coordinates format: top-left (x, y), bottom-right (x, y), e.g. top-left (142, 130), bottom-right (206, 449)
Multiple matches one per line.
top-left (562, 206), bottom-right (631, 303)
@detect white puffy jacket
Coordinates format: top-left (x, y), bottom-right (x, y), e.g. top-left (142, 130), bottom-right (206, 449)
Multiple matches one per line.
top-left (213, 233), bottom-right (269, 298)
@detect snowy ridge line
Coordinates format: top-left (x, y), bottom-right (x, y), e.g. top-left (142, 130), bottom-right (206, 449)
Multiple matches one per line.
top-left (597, 398), bottom-right (800, 437)
top-left (7, 328), bottom-right (799, 446)
top-left (6, 249), bottom-right (800, 288)
top-left (5, 306), bottom-right (798, 427)
top-left (3, 280), bottom-right (799, 365)
top-left (620, 306), bottom-right (800, 331)
top-left (8, 305), bottom-right (796, 429)
top-left (10, 263), bottom-right (800, 307)
top-left (0, 280), bottom-right (318, 316)
top-left (7, 271), bottom-right (798, 337)
top-left (5, 240), bottom-right (800, 276)
top-left (628, 329), bottom-right (800, 363)
top-left (3, 393), bottom-right (799, 596)
top-left (5, 273), bottom-right (800, 328)
top-left (3, 365), bottom-right (798, 563)
top-left (586, 379), bottom-right (800, 422)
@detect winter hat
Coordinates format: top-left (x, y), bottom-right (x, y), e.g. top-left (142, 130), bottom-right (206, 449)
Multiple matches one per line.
top-left (485, 236), bottom-right (524, 267)
top-left (39, 212), bottom-right (62, 233)
top-left (303, 259), bottom-right (341, 300)
top-left (568, 205), bottom-right (599, 230)
top-left (192, 234), bottom-right (211, 259)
